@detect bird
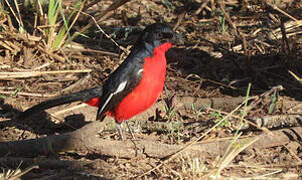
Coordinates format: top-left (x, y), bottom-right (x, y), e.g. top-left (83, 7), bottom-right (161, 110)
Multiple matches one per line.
top-left (20, 23), bottom-right (176, 140)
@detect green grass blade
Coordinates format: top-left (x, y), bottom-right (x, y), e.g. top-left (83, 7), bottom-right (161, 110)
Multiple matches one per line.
top-left (53, 0), bottom-right (83, 50)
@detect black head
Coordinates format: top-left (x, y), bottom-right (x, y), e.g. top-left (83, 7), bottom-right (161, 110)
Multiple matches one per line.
top-left (137, 23), bottom-right (175, 47)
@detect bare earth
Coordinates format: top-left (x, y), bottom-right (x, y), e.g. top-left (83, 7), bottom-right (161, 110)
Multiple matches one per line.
top-left (0, 0), bottom-right (302, 179)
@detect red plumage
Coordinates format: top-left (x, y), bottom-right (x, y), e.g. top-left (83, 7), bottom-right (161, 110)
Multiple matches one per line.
top-left (85, 42), bottom-right (172, 123)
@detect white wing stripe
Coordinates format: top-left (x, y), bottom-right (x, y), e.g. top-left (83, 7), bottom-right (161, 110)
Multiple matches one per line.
top-left (114, 81), bottom-right (127, 94)
top-left (98, 81), bottom-right (127, 115)
top-left (98, 93), bottom-right (113, 114)
top-left (137, 69), bottom-right (143, 75)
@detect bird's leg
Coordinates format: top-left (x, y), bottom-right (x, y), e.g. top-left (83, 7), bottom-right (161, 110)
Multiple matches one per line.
top-left (125, 120), bottom-right (136, 140)
top-left (116, 123), bottom-right (124, 140)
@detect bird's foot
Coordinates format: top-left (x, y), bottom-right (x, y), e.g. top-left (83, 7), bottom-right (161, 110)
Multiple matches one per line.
top-left (126, 121), bottom-right (136, 140)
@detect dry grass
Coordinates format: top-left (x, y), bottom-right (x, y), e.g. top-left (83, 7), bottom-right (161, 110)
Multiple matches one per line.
top-left (0, 0), bottom-right (302, 179)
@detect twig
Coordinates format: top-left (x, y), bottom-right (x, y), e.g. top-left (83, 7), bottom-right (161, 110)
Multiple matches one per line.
top-left (37, 45), bottom-right (66, 62)
top-left (280, 17), bottom-right (291, 56)
top-left (288, 70), bottom-right (302, 85)
top-left (244, 85), bottom-right (284, 113)
top-left (185, 74), bottom-right (237, 90)
top-left (78, 10), bottom-right (126, 53)
top-left (0, 91), bottom-right (57, 98)
top-left (0, 69), bottom-right (91, 79)
top-left (227, 162), bottom-right (302, 168)
top-left (65, 42), bottom-right (119, 57)
top-left (206, 107), bottom-right (270, 133)
top-left (268, 20), bottom-right (302, 40)
top-left (70, 0), bottom-right (131, 42)
top-left (284, 144), bottom-right (302, 163)
top-left (194, 0), bottom-right (210, 15)
top-left (4, 0), bottom-right (21, 28)
top-left (60, 74), bottom-right (91, 93)
top-left (267, 3), bottom-right (299, 22)
top-left (13, 0), bottom-right (24, 29)
top-left (173, 12), bottom-right (185, 31)
top-left (252, 114), bottom-right (302, 129)
top-left (33, 62), bottom-right (51, 70)
top-left (0, 157), bottom-right (91, 170)
top-left (218, 1), bottom-right (238, 36)
top-left (53, 103), bottom-right (87, 116)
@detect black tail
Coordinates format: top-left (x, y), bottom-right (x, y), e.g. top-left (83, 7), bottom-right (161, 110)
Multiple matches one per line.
top-left (19, 87), bottom-right (103, 119)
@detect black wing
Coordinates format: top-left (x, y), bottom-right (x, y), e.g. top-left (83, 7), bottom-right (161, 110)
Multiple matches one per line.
top-left (96, 46), bottom-right (152, 120)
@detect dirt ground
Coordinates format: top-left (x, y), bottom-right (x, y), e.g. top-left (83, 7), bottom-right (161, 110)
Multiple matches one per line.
top-left (0, 0), bottom-right (302, 179)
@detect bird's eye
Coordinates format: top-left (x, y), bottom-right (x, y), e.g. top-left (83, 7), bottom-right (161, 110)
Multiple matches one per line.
top-left (157, 33), bottom-right (164, 39)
